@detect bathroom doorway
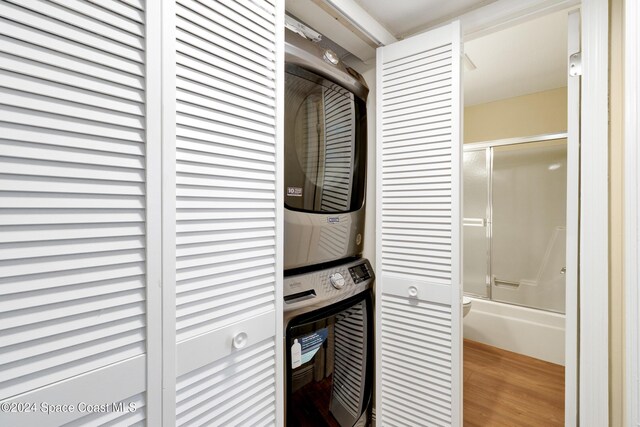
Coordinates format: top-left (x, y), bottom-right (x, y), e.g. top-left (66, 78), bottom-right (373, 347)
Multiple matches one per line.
top-left (461, 7), bottom-right (578, 426)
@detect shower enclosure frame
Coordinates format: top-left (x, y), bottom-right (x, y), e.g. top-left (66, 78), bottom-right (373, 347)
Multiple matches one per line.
top-left (464, 131), bottom-right (568, 308)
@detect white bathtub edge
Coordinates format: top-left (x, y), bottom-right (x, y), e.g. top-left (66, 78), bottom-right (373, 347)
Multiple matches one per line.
top-left (463, 297), bottom-right (565, 365)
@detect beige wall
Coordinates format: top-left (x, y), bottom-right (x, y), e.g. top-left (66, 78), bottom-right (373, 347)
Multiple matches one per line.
top-left (464, 87), bottom-right (567, 143)
top-left (609, 0), bottom-right (624, 424)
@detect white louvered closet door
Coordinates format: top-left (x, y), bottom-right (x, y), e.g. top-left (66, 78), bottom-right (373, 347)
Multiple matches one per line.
top-left (0, 1), bottom-right (152, 426)
top-left (375, 21), bottom-right (463, 427)
top-left (172, 1), bottom-right (283, 425)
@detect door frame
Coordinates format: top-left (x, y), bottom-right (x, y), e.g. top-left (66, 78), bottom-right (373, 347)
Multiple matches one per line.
top-left (565, 10), bottom-right (580, 425)
top-left (145, 1), bottom-right (163, 425)
top-left (335, 0), bottom-right (608, 422)
top-left (577, 1), bottom-right (609, 424)
top-left (624, 0), bottom-right (640, 425)
top-left (453, 0), bottom-right (608, 424)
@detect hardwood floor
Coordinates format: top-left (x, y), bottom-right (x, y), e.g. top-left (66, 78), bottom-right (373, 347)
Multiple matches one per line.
top-left (463, 339), bottom-right (564, 427)
top-left (290, 375), bottom-right (341, 427)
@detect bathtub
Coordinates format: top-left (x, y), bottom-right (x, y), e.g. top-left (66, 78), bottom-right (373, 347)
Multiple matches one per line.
top-left (463, 296), bottom-right (565, 365)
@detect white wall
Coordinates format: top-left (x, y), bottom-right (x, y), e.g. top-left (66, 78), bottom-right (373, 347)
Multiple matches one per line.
top-left (343, 58), bottom-right (377, 268)
top-left (362, 67), bottom-right (376, 269)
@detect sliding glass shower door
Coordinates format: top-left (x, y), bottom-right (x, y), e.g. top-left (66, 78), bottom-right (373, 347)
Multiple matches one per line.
top-left (463, 150), bottom-right (490, 298)
top-left (491, 140), bottom-right (567, 312)
top-left (463, 139), bottom-right (567, 313)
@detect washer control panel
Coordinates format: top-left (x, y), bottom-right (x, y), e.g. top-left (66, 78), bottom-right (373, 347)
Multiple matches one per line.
top-left (329, 272), bottom-right (346, 289)
top-left (348, 262), bottom-right (372, 284)
top-left (283, 258), bottom-right (374, 313)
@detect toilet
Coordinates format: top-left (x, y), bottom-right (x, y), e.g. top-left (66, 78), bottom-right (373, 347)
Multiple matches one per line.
top-left (463, 296), bottom-right (472, 317)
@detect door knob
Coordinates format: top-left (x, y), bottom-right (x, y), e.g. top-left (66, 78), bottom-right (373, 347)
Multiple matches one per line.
top-left (408, 286), bottom-right (418, 297)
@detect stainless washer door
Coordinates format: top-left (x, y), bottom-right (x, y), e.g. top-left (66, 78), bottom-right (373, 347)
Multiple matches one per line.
top-left (286, 291), bottom-right (372, 427)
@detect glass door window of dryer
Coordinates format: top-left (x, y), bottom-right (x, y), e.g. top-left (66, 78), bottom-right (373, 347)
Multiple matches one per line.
top-left (284, 72), bottom-right (365, 213)
top-left (286, 294), bottom-right (372, 427)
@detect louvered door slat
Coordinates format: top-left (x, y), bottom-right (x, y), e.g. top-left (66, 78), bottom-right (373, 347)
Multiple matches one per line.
top-left (175, 13), bottom-right (274, 78)
top-left (177, 64), bottom-right (275, 108)
top-left (0, 1), bottom-right (149, 424)
top-left (0, 4), bottom-right (139, 58)
top-left (62, 392), bottom-right (146, 427)
top-left (86, 0), bottom-right (144, 24)
top-left (9, 0), bottom-right (143, 49)
top-left (219, 0), bottom-right (276, 36)
top-left (0, 90), bottom-right (143, 128)
top-left (376, 21), bottom-right (462, 427)
top-left (0, 37), bottom-right (144, 90)
top-left (177, 78), bottom-right (275, 119)
top-left (0, 71), bottom-right (143, 115)
top-left (176, 47), bottom-right (274, 98)
top-left (0, 20), bottom-right (143, 76)
top-left (177, 90), bottom-right (273, 125)
top-left (177, 0), bottom-right (275, 53)
top-left (0, 162), bottom-right (143, 185)
top-left (47, 0), bottom-right (144, 37)
top-left (176, 339), bottom-right (276, 426)
top-left (1, 126), bottom-right (143, 154)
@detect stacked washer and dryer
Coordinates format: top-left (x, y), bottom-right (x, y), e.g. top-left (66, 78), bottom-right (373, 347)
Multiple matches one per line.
top-left (283, 25), bottom-right (374, 427)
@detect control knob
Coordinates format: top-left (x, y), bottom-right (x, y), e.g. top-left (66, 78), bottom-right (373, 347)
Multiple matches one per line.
top-left (329, 273), bottom-right (346, 289)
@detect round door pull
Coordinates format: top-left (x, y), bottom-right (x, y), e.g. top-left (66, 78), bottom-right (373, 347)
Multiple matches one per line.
top-left (232, 332), bottom-right (248, 349)
top-left (408, 286), bottom-right (418, 297)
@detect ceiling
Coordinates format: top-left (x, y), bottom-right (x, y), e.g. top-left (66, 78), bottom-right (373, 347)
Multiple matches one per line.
top-left (352, 0), bottom-right (494, 38)
top-left (286, 0), bottom-right (569, 106)
top-left (463, 8), bottom-right (568, 106)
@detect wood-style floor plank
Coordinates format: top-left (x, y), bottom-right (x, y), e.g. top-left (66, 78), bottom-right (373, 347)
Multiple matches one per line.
top-left (463, 339), bottom-right (564, 427)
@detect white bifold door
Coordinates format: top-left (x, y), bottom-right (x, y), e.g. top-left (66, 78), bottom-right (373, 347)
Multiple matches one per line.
top-left (170, 0), bottom-right (283, 425)
top-left (375, 21), bottom-right (463, 426)
top-left (0, 1), bottom-right (284, 426)
top-left (0, 1), bottom-right (150, 425)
